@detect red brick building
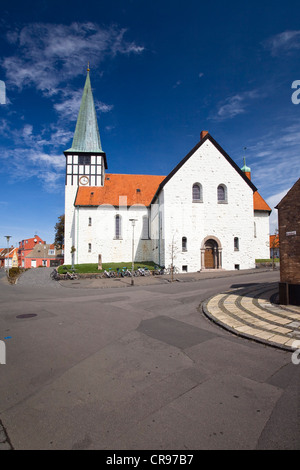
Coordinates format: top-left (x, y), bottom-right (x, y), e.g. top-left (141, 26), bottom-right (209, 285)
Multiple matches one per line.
top-left (18, 235), bottom-right (45, 268)
top-left (276, 178), bottom-right (300, 306)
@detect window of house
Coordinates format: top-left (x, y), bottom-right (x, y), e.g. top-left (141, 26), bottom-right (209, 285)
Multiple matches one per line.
top-left (182, 237), bottom-right (187, 252)
top-left (88, 217), bottom-right (92, 226)
top-left (182, 265), bottom-right (188, 272)
top-left (48, 249), bottom-right (55, 255)
top-left (78, 155), bottom-right (91, 165)
top-left (217, 184), bottom-right (227, 203)
top-left (254, 222), bottom-right (257, 238)
top-left (192, 183), bottom-right (202, 202)
top-left (88, 243), bottom-right (91, 253)
top-left (142, 216), bottom-right (149, 239)
top-left (115, 215), bottom-right (122, 239)
top-left (234, 237), bottom-right (239, 251)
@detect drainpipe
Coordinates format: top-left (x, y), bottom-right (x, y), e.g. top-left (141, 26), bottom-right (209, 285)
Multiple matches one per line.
top-left (158, 199), bottom-right (161, 267)
top-left (76, 207), bottom-right (79, 265)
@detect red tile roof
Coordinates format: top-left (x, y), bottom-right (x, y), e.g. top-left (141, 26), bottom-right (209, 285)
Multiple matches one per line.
top-left (270, 234), bottom-right (279, 247)
top-left (75, 174), bottom-right (166, 207)
top-left (74, 172), bottom-right (271, 212)
top-left (253, 191), bottom-right (271, 212)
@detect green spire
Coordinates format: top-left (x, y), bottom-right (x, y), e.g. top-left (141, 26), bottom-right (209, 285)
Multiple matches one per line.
top-left (241, 157), bottom-right (251, 173)
top-left (66, 69), bottom-right (103, 153)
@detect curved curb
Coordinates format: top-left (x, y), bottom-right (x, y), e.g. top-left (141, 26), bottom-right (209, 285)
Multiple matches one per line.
top-left (201, 294), bottom-right (296, 353)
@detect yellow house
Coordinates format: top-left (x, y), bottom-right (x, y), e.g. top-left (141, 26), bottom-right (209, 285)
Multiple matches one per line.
top-left (11, 248), bottom-right (19, 268)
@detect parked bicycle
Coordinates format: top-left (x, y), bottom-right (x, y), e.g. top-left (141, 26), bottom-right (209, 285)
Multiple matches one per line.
top-left (50, 269), bottom-right (60, 281)
top-left (66, 271), bottom-right (78, 280)
top-left (136, 266), bottom-right (151, 276)
top-left (153, 265), bottom-right (166, 275)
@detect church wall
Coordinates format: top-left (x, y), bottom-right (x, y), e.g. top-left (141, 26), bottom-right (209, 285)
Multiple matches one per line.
top-left (64, 185), bottom-right (78, 265)
top-left (161, 139), bottom-right (256, 272)
top-left (71, 205), bottom-right (152, 265)
top-left (253, 211), bottom-right (270, 259)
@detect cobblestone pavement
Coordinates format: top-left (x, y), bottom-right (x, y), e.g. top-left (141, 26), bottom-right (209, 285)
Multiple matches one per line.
top-left (202, 282), bottom-right (300, 352)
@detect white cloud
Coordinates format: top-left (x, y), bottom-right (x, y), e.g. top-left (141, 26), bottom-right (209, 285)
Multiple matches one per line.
top-left (3, 22), bottom-right (144, 95)
top-left (263, 30), bottom-right (300, 56)
top-left (212, 89), bottom-right (261, 121)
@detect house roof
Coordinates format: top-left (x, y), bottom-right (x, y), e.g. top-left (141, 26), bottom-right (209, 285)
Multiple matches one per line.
top-left (65, 70), bottom-right (103, 155)
top-left (74, 173), bottom-right (166, 207)
top-left (275, 177), bottom-right (300, 209)
top-left (270, 234), bottom-right (279, 247)
top-left (75, 172), bottom-right (270, 211)
top-left (25, 244), bottom-right (63, 259)
top-left (253, 191), bottom-right (271, 212)
top-left (74, 133), bottom-right (270, 212)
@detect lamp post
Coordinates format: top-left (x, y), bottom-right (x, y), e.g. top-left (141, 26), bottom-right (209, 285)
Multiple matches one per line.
top-left (129, 219), bottom-right (137, 286)
top-left (4, 235), bottom-right (11, 277)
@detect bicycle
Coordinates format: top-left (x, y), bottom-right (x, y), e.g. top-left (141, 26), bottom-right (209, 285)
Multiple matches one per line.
top-left (50, 269), bottom-right (60, 281)
top-left (153, 265), bottom-right (165, 275)
top-left (66, 271), bottom-right (78, 280)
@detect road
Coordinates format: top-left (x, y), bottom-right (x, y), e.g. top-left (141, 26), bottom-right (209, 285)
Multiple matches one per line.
top-left (0, 268), bottom-right (299, 450)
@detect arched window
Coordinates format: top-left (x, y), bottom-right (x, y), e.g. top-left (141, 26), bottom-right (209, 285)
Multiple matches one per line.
top-left (115, 214), bottom-right (122, 239)
top-left (217, 184), bottom-right (227, 203)
top-left (192, 183), bottom-right (202, 202)
top-left (234, 237), bottom-right (239, 251)
top-left (142, 216), bottom-right (149, 239)
top-left (182, 237), bottom-right (187, 252)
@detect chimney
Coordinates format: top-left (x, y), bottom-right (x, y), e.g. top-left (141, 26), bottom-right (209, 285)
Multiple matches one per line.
top-left (200, 130), bottom-right (209, 140)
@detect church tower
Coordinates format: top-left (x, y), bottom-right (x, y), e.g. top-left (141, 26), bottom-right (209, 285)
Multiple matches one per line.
top-left (64, 67), bottom-right (107, 264)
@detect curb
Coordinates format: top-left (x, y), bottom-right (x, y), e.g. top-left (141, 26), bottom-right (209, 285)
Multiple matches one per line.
top-left (201, 291), bottom-right (296, 353)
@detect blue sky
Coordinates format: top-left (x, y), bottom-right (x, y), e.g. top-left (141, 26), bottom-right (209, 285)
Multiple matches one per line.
top-left (1, 0), bottom-right (300, 247)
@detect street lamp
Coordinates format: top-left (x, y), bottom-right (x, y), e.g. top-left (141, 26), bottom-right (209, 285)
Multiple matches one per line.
top-left (129, 219), bottom-right (137, 286)
top-left (4, 235), bottom-right (11, 277)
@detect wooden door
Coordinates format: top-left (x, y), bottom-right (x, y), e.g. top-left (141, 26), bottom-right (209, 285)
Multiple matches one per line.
top-left (205, 248), bottom-right (214, 268)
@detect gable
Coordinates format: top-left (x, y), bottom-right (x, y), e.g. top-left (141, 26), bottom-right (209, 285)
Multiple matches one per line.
top-left (275, 178), bottom-right (300, 209)
top-left (151, 133), bottom-right (257, 203)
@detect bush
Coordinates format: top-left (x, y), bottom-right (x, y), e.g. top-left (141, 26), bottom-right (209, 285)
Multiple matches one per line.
top-left (8, 267), bottom-right (21, 278)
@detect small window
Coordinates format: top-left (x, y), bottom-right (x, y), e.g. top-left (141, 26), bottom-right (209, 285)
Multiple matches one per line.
top-left (234, 237), bottom-right (239, 251)
top-left (78, 155), bottom-right (91, 165)
top-left (88, 217), bottom-right (92, 226)
top-left (235, 264), bottom-right (240, 270)
top-left (182, 237), bottom-right (187, 252)
top-left (115, 215), bottom-right (122, 239)
top-left (192, 183), bottom-right (202, 202)
top-left (254, 222), bottom-right (257, 238)
top-left (142, 216), bottom-right (149, 239)
top-left (182, 265), bottom-right (188, 272)
top-left (88, 243), bottom-right (92, 253)
top-left (218, 184), bottom-right (227, 203)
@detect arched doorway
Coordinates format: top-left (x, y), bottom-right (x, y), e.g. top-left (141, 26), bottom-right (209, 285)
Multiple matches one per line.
top-left (201, 236), bottom-right (222, 270)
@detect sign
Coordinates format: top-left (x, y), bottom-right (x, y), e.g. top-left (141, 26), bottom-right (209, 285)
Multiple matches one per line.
top-left (286, 231), bottom-right (297, 236)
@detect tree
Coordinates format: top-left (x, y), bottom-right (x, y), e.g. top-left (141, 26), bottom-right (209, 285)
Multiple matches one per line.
top-left (54, 214), bottom-right (64, 248)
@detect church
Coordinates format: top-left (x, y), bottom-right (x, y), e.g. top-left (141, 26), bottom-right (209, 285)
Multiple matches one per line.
top-left (64, 70), bottom-right (271, 272)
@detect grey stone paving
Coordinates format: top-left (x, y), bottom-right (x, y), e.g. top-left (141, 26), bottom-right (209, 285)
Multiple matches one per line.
top-left (203, 283), bottom-right (300, 351)
top-left (16, 267), bottom-right (61, 288)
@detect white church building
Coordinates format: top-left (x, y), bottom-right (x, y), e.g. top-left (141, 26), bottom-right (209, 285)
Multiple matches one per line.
top-left (64, 70), bottom-right (271, 272)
